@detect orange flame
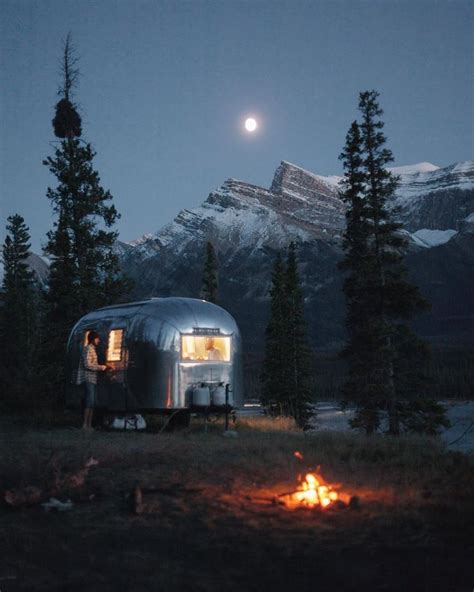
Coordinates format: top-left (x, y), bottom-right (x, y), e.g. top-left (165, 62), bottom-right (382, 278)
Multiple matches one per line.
top-left (286, 472), bottom-right (339, 509)
top-left (293, 451), bottom-right (304, 460)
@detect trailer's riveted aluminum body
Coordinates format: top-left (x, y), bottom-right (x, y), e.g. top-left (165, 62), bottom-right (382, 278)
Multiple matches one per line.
top-left (65, 298), bottom-right (243, 413)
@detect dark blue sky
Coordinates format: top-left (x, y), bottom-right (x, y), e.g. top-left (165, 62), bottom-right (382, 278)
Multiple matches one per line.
top-left (1, 0), bottom-right (472, 251)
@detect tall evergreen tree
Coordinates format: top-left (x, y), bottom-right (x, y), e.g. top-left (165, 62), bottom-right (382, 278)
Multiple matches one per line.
top-left (339, 90), bottom-right (448, 435)
top-left (42, 35), bottom-right (128, 401)
top-left (261, 253), bottom-right (287, 411)
top-left (200, 241), bottom-right (219, 303)
top-left (0, 215), bottom-right (38, 410)
top-left (261, 244), bottom-right (313, 427)
top-left (284, 242), bottom-right (313, 426)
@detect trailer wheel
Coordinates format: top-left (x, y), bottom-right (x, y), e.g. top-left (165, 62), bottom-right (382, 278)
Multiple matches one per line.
top-left (167, 410), bottom-right (191, 431)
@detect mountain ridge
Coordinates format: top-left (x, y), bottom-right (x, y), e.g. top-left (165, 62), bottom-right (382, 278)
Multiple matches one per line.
top-left (120, 159), bottom-right (474, 349)
top-left (124, 159), bottom-right (474, 258)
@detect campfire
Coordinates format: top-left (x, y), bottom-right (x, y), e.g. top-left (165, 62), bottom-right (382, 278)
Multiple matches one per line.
top-left (130, 451), bottom-right (354, 516)
top-left (281, 471), bottom-right (339, 509)
top-left (277, 451), bottom-right (345, 510)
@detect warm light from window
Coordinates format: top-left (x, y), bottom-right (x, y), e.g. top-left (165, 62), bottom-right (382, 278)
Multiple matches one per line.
top-left (181, 335), bottom-right (231, 362)
top-left (107, 329), bottom-right (124, 361)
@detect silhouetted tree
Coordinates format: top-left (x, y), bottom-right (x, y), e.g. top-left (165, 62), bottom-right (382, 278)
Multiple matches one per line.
top-left (42, 35), bottom-right (129, 403)
top-left (200, 241), bottom-right (219, 303)
top-left (52, 33), bottom-right (82, 139)
top-left (0, 215), bottom-right (38, 410)
top-left (261, 244), bottom-right (313, 427)
top-left (284, 242), bottom-right (313, 426)
top-left (339, 90), bottom-right (448, 435)
top-left (261, 253), bottom-right (287, 410)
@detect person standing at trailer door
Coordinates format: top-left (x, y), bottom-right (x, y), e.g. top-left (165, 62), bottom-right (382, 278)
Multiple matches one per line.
top-left (77, 331), bottom-right (108, 430)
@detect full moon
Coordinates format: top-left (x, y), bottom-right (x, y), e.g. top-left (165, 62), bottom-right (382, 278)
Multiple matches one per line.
top-left (245, 117), bottom-right (257, 132)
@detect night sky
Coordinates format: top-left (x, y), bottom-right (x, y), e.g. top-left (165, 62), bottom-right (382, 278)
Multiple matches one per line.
top-left (1, 0), bottom-right (472, 251)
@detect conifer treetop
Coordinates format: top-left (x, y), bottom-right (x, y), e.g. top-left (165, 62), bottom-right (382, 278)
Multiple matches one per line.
top-left (59, 33), bottom-right (80, 102)
top-left (1, 215), bottom-right (34, 292)
top-left (53, 33), bottom-right (82, 139)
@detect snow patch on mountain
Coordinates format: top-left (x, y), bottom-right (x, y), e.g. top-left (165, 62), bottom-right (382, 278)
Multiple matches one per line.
top-left (393, 161), bottom-right (474, 206)
top-left (389, 162), bottom-right (440, 175)
top-left (128, 233), bottom-right (156, 246)
top-left (411, 228), bottom-right (458, 248)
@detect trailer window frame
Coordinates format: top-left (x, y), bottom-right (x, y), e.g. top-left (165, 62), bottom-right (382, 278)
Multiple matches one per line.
top-left (180, 333), bottom-right (232, 363)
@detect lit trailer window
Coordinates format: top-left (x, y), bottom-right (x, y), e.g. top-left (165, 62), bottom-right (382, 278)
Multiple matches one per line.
top-left (83, 328), bottom-right (124, 362)
top-left (181, 334), bottom-right (231, 362)
top-left (107, 329), bottom-right (124, 361)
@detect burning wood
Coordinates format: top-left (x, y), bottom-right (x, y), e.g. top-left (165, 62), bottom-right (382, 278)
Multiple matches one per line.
top-left (279, 471), bottom-right (340, 509)
top-left (278, 451), bottom-right (346, 510)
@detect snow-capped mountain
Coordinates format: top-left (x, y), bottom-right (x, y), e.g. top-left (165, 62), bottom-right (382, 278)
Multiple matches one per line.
top-left (391, 161), bottom-right (474, 235)
top-left (120, 161), bottom-right (348, 271)
top-left (124, 159), bottom-right (474, 261)
top-left (122, 159), bottom-right (474, 348)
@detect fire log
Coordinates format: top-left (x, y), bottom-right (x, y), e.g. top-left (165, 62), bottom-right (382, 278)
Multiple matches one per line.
top-left (349, 495), bottom-right (361, 510)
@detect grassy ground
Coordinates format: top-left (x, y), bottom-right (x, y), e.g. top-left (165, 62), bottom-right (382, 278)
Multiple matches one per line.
top-left (0, 414), bottom-right (473, 592)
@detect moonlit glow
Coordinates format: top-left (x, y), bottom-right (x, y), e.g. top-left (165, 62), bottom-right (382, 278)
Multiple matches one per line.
top-left (245, 117), bottom-right (257, 132)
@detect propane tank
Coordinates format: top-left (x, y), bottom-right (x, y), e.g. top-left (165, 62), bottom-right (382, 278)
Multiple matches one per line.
top-left (192, 384), bottom-right (211, 406)
top-left (211, 384), bottom-right (226, 406)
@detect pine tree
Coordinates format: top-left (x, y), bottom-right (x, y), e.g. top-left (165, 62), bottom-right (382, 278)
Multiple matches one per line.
top-left (339, 90), bottom-right (448, 435)
top-left (200, 241), bottom-right (219, 303)
top-left (0, 215), bottom-right (38, 410)
top-left (284, 242), bottom-right (313, 426)
top-left (261, 245), bottom-right (313, 427)
top-left (339, 120), bottom-right (383, 432)
top-left (261, 253), bottom-right (287, 412)
top-left (42, 35), bottom-right (129, 401)
top-left (52, 33), bottom-right (82, 139)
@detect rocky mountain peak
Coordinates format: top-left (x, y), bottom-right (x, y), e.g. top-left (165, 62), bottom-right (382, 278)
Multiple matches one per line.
top-left (270, 160), bottom-right (341, 200)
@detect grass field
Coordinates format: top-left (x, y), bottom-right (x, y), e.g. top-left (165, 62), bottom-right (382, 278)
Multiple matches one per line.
top-left (1, 415), bottom-right (473, 591)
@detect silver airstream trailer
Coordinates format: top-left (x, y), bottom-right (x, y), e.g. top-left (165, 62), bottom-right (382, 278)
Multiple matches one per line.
top-left (66, 297), bottom-right (243, 422)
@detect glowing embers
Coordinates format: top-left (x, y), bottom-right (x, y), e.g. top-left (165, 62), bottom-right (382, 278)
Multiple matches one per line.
top-left (181, 335), bottom-right (231, 362)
